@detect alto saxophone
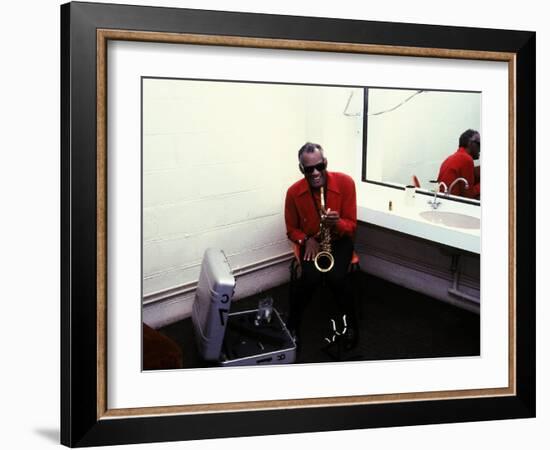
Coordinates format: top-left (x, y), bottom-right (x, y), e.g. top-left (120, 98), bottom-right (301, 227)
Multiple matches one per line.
top-left (314, 186), bottom-right (335, 272)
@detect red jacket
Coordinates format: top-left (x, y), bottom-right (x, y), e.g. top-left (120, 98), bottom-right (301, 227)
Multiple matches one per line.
top-left (284, 171), bottom-right (357, 245)
top-left (437, 147), bottom-right (480, 199)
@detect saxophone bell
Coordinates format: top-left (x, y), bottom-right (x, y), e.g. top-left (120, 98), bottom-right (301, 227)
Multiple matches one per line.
top-left (314, 250), bottom-right (335, 272)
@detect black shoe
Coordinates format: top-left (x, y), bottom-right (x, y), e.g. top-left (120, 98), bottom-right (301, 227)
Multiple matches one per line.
top-left (343, 325), bottom-right (359, 350)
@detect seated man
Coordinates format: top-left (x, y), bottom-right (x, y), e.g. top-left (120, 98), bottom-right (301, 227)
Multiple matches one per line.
top-left (284, 142), bottom-right (358, 349)
top-left (438, 129), bottom-right (481, 199)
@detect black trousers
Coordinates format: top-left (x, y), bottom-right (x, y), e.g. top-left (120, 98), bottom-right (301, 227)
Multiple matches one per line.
top-left (288, 236), bottom-right (357, 338)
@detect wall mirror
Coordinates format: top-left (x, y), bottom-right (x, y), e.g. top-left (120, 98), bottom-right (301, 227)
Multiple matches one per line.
top-left (363, 87), bottom-right (481, 203)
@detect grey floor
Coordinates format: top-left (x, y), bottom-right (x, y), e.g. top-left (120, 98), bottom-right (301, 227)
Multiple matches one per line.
top-left (157, 271), bottom-right (480, 368)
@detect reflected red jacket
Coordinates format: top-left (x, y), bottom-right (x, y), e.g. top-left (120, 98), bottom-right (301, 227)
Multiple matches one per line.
top-left (284, 171), bottom-right (357, 245)
top-left (437, 147), bottom-right (480, 198)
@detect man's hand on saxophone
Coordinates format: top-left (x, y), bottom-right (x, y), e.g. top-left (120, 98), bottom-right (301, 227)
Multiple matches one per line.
top-left (323, 208), bottom-right (340, 228)
top-left (303, 237), bottom-right (320, 261)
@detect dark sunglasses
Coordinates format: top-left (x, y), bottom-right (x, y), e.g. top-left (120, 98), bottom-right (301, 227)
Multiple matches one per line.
top-left (470, 139), bottom-right (480, 145)
top-left (302, 161), bottom-right (326, 174)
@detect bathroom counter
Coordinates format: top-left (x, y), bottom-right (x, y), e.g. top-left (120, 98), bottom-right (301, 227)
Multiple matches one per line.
top-left (357, 184), bottom-right (480, 254)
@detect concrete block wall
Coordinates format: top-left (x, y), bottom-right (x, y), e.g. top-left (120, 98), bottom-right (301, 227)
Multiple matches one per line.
top-left (142, 78), bottom-right (364, 325)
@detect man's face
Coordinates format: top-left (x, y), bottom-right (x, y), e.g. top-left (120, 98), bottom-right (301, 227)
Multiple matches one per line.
top-left (301, 150), bottom-right (327, 189)
top-left (468, 133), bottom-right (481, 160)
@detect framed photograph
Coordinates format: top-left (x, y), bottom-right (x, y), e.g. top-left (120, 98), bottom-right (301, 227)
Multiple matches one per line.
top-left (61, 1), bottom-right (535, 447)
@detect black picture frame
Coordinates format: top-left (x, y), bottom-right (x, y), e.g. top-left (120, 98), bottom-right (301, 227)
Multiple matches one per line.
top-left (61, 1), bottom-right (535, 447)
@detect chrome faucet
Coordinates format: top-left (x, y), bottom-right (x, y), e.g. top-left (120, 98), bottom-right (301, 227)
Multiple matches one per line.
top-left (447, 177), bottom-right (469, 196)
top-left (428, 181), bottom-right (448, 209)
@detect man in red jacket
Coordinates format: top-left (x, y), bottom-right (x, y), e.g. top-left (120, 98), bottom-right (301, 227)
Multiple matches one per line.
top-left (284, 142), bottom-right (358, 349)
top-left (437, 129), bottom-right (481, 199)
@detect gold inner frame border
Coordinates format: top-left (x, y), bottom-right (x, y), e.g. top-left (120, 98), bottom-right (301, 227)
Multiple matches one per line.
top-left (96, 28), bottom-right (517, 420)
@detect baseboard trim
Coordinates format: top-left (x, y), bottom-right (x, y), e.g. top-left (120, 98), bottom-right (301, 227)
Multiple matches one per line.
top-left (143, 251), bottom-right (293, 306)
top-left (143, 252), bottom-right (293, 328)
top-left (359, 253), bottom-right (480, 314)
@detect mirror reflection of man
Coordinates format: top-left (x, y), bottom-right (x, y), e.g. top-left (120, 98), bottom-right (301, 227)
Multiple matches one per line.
top-left (437, 129), bottom-right (481, 199)
top-left (284, 142), bottom-right (358, 350)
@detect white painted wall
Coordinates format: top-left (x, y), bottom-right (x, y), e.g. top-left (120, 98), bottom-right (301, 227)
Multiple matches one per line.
top-left (366, 89), bottom-right (481, 188)
top-left (142, 78), bottom-right (363, 297)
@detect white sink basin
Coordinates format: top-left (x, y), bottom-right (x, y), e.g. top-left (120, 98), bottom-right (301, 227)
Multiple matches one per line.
top-left (419, 210), bottom-right (480, 229)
